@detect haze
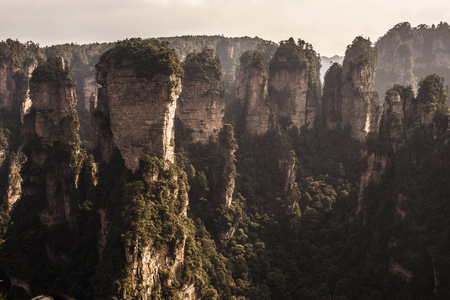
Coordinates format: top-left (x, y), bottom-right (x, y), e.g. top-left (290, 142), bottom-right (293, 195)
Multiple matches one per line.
top-left (1, 0), bottom-right (450, 56)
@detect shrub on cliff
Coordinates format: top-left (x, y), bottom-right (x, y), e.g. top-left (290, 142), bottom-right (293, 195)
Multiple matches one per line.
top-left (98, 38), bottom-right (183, 80)
top-left (269, 37), bottom-right (320, 73)
top-left (344, 36), bottom-right (378, 69)
top-left (183, 49), bottom-right (222, 83)
top-left (30, 56), bottom-right (74, 86)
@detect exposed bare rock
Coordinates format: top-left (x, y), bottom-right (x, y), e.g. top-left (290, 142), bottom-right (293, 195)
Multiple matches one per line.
top-left (213, 124), bottom-right (237, 208)
top-left (6, 152), bottom-right (25, 210)
top-left (176, 49), bottom-right (224, 144)
top-left (269, 38), bottom-right (321, 130)
top-left (236, 51), bottom-right (271, 135)
top-left (322, 37), bottom-right (381, 141)
top-left (389, 262), bottom-right (413, 282)
top-left (93, 39), bottom-right (183, 171)
top-left (0, 61), bottom-right (35, 123)
top-left (22, 57), bottom-right (81, 228)
top-left (82, 66), bottom-right (96, 110)
top-left (376, 22), bottom-right (450, 104)
top-left (123, 241), bottom-right (186, 299)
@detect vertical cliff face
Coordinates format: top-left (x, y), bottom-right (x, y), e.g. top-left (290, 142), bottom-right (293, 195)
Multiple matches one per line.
top-left (90, 39), bottom-right (196, 300)
top-left (1, 57), bottom-right (82, 297)
top-left (322, 62), bottom-right (343, 129)
top-left (176, 49), bottom-right (224, 144)
top-left (213, 125), bottom-right (237, 208)
top-left (322, 37), bottom-right (380, 141)
top-left (357, 75), bottom-right (449, 288)
top-left (24, 56), bottom-right (81, 228)
top-left (376, 22), bottom-right (450, 104)
top-left (268, 38), bottom-right (321, 130)
top-left (359, 77), bottom-right (449, 216)
top-left (236, 51), bottom-right (271, 135)
top-left (93, 39), bottom-right (183, 172)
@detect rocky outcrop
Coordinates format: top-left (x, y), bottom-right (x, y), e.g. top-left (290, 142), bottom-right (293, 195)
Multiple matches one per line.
top-left (93, 39), bottom-right (183, 172)
top-left (268, 38), bottom-right (321, 130)
top-left (0, 61), bottom-right (35, 115)
top-left (1, 57), bottom-right (82, 296)
top-left (82, 67), bottom-right (96, 110)
top-left (23, 56), bottom-right (81, 228)
top-left (358, 75), bottom-right (449, 216)
top-left (91, 39), bottom-right (195, 300)
top-left (176, 49), bottom-right (224, 144)
top-left (236, 51), bottom-right (272, 135)
top-left (213, 125), bottom-right (237, 208)
top-left (322, 37), bottom-right (381, 141)
top-left (376, 22), bottom-right (450, 104)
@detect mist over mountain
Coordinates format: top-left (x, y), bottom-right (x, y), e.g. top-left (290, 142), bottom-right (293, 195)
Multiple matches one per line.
top-left (0, 23), bottom-right (449, 300)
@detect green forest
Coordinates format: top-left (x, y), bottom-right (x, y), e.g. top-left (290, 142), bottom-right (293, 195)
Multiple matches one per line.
top-left (0, 28), bottom-right (449, 300)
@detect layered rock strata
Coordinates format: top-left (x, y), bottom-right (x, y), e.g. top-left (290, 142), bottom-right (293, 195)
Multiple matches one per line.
top-left (176, 49), bottom-right (224, 144)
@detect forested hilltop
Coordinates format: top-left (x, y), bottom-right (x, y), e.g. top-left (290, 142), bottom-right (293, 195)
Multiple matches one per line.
top-left (0, 26), bottom-right (449, 300)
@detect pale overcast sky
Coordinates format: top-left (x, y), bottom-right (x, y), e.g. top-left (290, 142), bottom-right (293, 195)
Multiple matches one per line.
top-left (1, 0), bottom-right (449, 56)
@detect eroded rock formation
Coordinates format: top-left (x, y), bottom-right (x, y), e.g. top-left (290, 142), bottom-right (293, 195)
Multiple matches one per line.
top-left (23, 56), bottom-right (81, 228)
top-left (375, 22), bottom-right (450, 104)
top-left (176, 49), bottom-right (224, 144)
top-left (236, 51), bottom-right (271, 135)
top-left (269, 38), bottom-right (321, 130)
top-left (322, 37), bottom-right (381, 141)
top-left (92, 39), bottom-right (183, 171)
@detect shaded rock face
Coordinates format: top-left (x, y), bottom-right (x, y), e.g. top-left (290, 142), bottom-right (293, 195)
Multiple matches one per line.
top-left (0, 61), bottom-right (35, 115)
top-left (82, 67), bottom-right (96, 110)
top-left (176, 50), bottom-right (225, 144)
top-left (358, 77), bottom-right (449, 217)
top-left (93, 42), bottom-right (182, 172)
top-left (23, 57), bottom-right (81, 228)
top-left (236, 51), bottom-right (271, 135)
top-left (213, 125), bottom-right (237, 208)
top-left (124, 241), bottom-right (188, 299)
top-left (268, 38), bottom-right (321, 130)
top-left (375, 22), bottom-right (450, 104)
top-left (29, 81), bottom-right (79, 144)
top-left (322, 37), bottom-right (381, 141)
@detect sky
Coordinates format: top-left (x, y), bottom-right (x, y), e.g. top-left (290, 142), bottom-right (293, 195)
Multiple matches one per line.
top-left (1, 0), bottom-right (450, 56)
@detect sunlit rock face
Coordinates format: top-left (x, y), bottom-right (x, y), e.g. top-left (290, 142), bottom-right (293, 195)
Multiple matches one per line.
top-left (93, 39), bottom-right (183, 172)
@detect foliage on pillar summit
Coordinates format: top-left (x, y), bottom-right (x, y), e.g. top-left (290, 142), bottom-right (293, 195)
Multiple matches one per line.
top-left (98, 38), bottom-right (183, 80)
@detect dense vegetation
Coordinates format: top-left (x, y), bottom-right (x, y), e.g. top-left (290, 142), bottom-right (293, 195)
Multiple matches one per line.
top-left (183, 49), bottom-right (223, 84)
top-left (0, 32), bottom-right (449, 300)
top-left (30, 57), bottom-right (74, 86)
top-left (344, 36), bottom-right (378, 69)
